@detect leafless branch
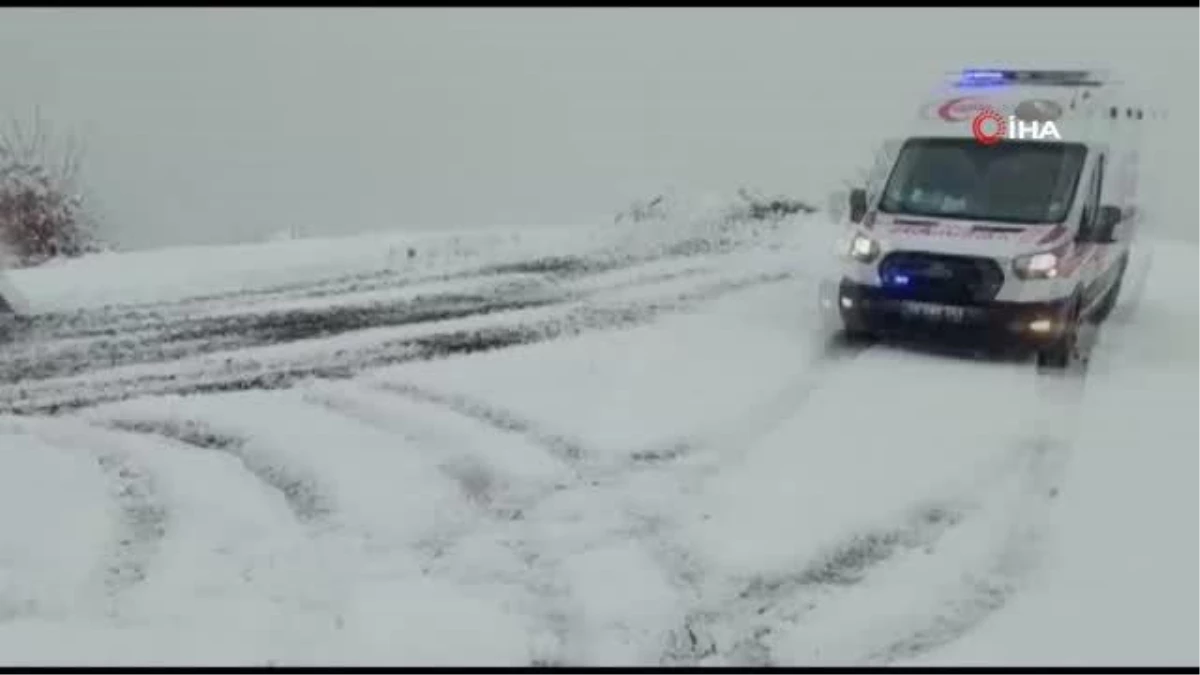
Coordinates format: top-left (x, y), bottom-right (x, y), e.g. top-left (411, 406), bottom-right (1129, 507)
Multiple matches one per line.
top-left (0, 108), bottom-right (101, 266)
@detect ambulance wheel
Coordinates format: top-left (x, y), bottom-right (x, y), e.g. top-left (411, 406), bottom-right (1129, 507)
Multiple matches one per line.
top-left (1090, 254), bottom-right (1128, 324)
top-left (1036, 294), bottom-right (1082, 372)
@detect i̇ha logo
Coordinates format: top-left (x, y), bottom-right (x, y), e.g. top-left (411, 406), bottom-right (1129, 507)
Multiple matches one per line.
top-left (971, 107), bottom-right (1062, 145)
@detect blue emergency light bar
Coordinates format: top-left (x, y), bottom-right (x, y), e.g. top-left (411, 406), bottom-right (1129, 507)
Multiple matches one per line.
top-left (955, 69), bottom-right (1105, 88)
top-left (960, 69), bottom-right (1011, 84)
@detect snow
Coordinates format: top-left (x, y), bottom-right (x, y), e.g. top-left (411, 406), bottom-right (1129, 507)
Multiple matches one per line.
top-left (0, 204), bottom-right (1194, 665)
top-left (0, 9), bottom-right (1192, 664)
top-left (912, 243), bottom-right (1200, 667)
top-left (373, 282), bottom-right (815, 459)
top-left (0, 423), bottom-right (115, 621)
top-left (6, 226), bottom-right (594, 313)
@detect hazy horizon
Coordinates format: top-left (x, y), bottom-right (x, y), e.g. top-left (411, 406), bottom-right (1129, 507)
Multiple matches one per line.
top-left (0, 8), bottom-right (1195, 250)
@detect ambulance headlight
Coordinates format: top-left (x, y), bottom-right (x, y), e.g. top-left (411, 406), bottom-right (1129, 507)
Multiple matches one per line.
top-left (1012, 251), bottom-right (1060, 279)
top-left (847, 233), bottom-right (880, 263)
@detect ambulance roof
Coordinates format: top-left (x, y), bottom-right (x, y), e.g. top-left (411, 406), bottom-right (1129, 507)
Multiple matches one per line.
top-left (904, 69), bottom-right (1137, 146)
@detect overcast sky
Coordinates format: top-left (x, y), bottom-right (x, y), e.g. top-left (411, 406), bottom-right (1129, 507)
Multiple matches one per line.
top-left (0, 8), bottom-right (1194, 249)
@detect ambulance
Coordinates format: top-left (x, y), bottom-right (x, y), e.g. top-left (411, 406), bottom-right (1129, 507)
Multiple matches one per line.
top-left (828, 69), bottom-right (1147, 370)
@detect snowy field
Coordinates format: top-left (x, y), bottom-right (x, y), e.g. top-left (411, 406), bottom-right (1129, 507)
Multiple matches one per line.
top-left (0, 201), bottom-right (1194, 666)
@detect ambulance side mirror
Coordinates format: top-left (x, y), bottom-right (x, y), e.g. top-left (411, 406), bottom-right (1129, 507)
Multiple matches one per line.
top-left (1095, 205), bottom-right (1123, 242)
top-left (848, 188), bottom-right (868, 224)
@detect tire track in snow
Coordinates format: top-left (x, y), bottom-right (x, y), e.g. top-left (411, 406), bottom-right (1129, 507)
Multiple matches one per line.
top-left (296, 380), bottom-right (680, 648)
top-left (17, 266), bottom-right (532, 344)
top-left (0, 293), bottom-right (557, 384)
top-left (56, 417), bottom-right (358, 644)
top-left (656, 340), bottom-right (1082, 666)
top-left (124, 246), bottom-right (627, 316)
top-left (662, 500), bottom-right (969, 666)
top-left (361, 330), bottom-right (872, 664)
top-left (855, 368), bottom-right (1085, 664)
top-left (16, 213), bottom-right (793, 360)
top-left (0, 253), bottom-right (723, 390)
top-left (93, 451), bottom-right (169, 603)
top-left (296, 384), bottom-right (540, 526)
top-left (0, 225), bottom-right (811, 659)
top-left (373, 382), bottom-right (587, 464)
top-left (0, 268), bottom-right (797, 417)
top-left (100, 418), bottom-right (335, 523)
top-left (8, 257), bottom-right (714, 383)
top-left (882, 391), bottom-right (1083, 663)
top-left (365, 379), bottom-right (712, 480)
top-left (356, 327), bottom-right (872, 665)
top-left (863, 434), bottom-right (1071, 664)
top-left (669, 438), bottom-right (1060, 667)
top-left (13, 245), bottom-right (709, 347)
top-left (0, 264), bottom-right (843, 648)
top-left (23, 254), bottom-right (544, 341)
top-left (291, 379), bottom-right (613, 664)
top-left (0, 422), bottom-right (171, 615)
top-left (354, 380), bottom-right (734, 665)
top-left (674, 331), bottom-right (874, 460)
top-left (352, 381), bottom-right (595, 665)
top-left (642, 334), bottom-right (885, 665)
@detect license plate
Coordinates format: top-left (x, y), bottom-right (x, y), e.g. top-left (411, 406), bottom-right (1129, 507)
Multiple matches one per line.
top-left (899, 301), bottom-right (968, 321)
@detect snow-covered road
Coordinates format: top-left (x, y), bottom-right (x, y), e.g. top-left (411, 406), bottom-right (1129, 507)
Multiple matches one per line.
top-left (0, 209), bottom-right (1194, 666)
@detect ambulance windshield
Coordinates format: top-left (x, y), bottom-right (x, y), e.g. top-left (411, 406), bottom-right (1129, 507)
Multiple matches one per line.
top-left (877, 137), bottom-right (1088, 224)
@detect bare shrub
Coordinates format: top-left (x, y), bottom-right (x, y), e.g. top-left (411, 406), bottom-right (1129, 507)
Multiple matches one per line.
top-left (0, 110), bottom-right (103, 267)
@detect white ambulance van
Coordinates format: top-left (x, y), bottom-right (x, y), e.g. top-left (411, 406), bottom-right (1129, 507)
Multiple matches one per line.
top-left (829, 69), bottom-right (1146, 370)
